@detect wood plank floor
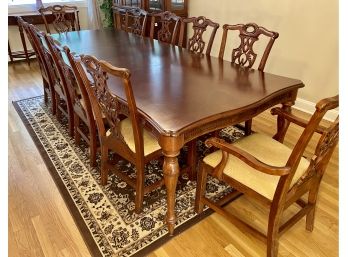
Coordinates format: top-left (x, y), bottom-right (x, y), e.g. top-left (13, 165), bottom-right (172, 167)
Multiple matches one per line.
top-left (8, 61), bottom-right (338, 257)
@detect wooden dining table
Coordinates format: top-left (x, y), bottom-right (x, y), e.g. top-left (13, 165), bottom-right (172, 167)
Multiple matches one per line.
top-left (52, 28), bottom-right (304, 235)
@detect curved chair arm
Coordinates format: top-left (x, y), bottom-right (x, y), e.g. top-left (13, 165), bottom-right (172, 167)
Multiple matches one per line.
top-left (271, 107), bottom-right (326, 134)
top-left (205, 137), bottom-right (291, 177)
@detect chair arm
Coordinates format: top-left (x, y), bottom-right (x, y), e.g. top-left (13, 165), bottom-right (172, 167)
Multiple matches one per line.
top-left (205, 137), bottom-right (291, 176)
top-left (270, 107), bottom-right (326, 134)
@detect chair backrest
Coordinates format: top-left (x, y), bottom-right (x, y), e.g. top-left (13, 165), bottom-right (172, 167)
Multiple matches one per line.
top-left (74, 55), bottom-right (144, 155)
top-left (39, 5), bottom-right (80, 34)
top-left (17, 17), bottom-right (46, 75)
top-left (64, 46), bottom-right (95, 128)
top-left (219, 23), bottom-right (279, 71)
top-left (43, 34), bottom-right (74, 105)
top-left (113, 6), bottom-right (148, 36)
top-left (150, 11), bottom-right (181, 45)
top-left (179, 16), bottom-right (219, 55)
top-left (27, 24), bottom-right (56, 84)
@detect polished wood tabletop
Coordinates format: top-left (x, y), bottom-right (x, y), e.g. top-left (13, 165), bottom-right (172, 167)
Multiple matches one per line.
top-left (53, 29), bottom-right (304, 234)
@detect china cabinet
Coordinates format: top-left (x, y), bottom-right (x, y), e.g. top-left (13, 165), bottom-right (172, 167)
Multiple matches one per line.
top-left (113, 0), bottom-right (188, 17)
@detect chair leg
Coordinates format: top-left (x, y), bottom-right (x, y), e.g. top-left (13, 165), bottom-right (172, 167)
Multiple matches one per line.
top-left (244, 119), bottom-right (252, 136)
top-left (187, 140), bottom-right (197, 180)
top-left (306, 181), bottom-right (320, 231)
top-left (50, 87), bottom-right (56, 115)
top-left (42, 78), bottom-right (49, 104)
top-left (89, 128), bottom-right (97, 167)
top-left (195, 162), bottom-right (208, 214)
top-left (267, 205), bottom-right (282, 257)
top-left (55, 93), bottom-right (61, 121)
top-left (100, 145), bottom-right (109, 185)
top-left (67, 106), bottom-right (74, 138)
top-left (134, 163), bottom-right (145, 214)
top-left (74, 114), bottom-right (81, 144)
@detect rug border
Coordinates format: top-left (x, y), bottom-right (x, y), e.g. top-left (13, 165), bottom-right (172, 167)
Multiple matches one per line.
top-left (12, 97), bottom-right (215, 257)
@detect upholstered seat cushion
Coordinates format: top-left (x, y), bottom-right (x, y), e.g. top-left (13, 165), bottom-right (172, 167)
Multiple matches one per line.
top-left (203, 133), bottom-right (310, 200)
top-left (107, 118), bottom-right (161, 156)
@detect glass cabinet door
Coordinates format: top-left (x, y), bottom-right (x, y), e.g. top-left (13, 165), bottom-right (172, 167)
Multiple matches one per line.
top-left (170, 0), bottom-right (185, 10)
top-left (148, 0), bottom-right (164, 11)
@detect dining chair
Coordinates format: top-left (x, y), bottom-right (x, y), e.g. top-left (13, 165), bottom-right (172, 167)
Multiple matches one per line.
top-left (219, 22), bottom-right (279, 135)
top-left (113, 6), bottom-right (148, 36)
top-left (55, 45), bottom-right (98, 167)
top-left (74, 54), bottom-right (164, 213)
top-left (150, 11), bottom-right (181, 45)
top-left (18, 17), bottom-right (56, 115)
top-left (178, 16), bottom-right (219, 55)
top-left (195, 95), bottom-right (339, 257)
top-left (39, 5), bottom-right (80, 34)
top-left (43, 33), bottom-right (75, 137)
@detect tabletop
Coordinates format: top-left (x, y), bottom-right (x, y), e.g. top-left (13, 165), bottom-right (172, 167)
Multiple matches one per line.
top-left (52, 29), bottom-right (304, 137)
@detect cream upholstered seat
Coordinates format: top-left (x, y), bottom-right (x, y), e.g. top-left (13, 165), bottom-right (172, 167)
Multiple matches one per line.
top-left (195, 95), bottom-right (339, 257)
top-left (203, 133), bottom-right (309, 200)
top-left (106, 117), bottom-right (161, 155)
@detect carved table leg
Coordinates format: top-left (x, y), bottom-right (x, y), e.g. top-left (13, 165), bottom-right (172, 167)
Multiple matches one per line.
top-left (160, 135), bottom-right (184, 235)
top-left (163, 154), bottom-right (180, 235)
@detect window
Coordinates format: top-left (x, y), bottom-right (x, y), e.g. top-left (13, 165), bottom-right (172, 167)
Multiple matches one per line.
top-left (8, 0), bottom-right (86, 13)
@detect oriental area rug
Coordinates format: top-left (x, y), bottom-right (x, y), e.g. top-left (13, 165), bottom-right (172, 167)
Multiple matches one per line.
top-left (13, 96), bottom-right (244, 257)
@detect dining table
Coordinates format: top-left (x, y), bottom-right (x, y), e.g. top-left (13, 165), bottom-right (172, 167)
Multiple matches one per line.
top-left (52, 28), bottom-right (305, 235)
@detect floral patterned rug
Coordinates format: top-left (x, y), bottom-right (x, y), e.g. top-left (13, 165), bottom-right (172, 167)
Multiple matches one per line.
top-left (13, 96), bottom-right (244, 257)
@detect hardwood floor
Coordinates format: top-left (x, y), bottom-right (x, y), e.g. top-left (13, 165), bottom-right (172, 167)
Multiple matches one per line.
top-left (8, 61), bottom-right (338, 257)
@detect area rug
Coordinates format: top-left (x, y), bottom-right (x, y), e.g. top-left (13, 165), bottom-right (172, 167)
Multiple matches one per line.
top-left (13, 96), bottom-right (244, 257)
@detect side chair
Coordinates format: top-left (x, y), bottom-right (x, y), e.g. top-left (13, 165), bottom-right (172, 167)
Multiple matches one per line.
top-left (74, 54), bottom-right (164, 213)
top-left (179, 16), bottom-right (219, 55)
top-left (195, 95), bottom-right (339, 257)
top-left (113, 6), bottom-right (148, 36)
top-left (19, 17), bottom-right (56, 115)
top-left (59, 46), bottom-right (99, 167)
top-left (43, 33), bottom-right (75, 137)
top-left (219, 23), bottom-right (279, 135)
top-left (150, 11), bottom-right (181, 45)
top-left (39, 5), bottom-right (80, 34)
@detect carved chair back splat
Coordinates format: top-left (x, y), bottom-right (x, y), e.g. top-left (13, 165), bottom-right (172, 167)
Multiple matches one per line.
top-left (150, 11), bottom-right (181, 45)
top-left (219, 22), bottom-right (279, 71)
top-left (179, 16), bottom-right (219, 55)
top-left (74, 55), bottom-right (164, 213)
top-left (113, 6), bottom-right (148, 36)
top-left (195, 95), bottom-right (339, 257)
top-left (39, 5), bottom-right (80, 34)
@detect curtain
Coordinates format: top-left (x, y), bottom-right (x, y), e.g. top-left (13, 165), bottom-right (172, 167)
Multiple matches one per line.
top-left (87, 0), bottom-right (103, 29)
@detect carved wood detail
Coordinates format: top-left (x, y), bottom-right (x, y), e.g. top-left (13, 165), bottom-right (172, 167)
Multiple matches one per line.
top-left (219, 22), bottom-right (279, 71)
top-left (150, 11), bottom-right (181, 45)
top-left (39, 5), bottom-right (79, 34)
top-left (80, 55), bottom-right (125, 140)
top-left (179, 16), bottom-right (219, 55)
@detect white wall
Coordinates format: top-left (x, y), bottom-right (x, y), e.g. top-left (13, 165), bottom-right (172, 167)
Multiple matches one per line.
top-left (189, 0), bottom-right (339, 104)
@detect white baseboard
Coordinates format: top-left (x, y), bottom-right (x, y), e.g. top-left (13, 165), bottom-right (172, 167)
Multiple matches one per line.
top-left (294, 98), bottom-right (338, 122)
